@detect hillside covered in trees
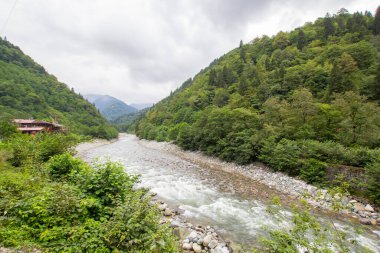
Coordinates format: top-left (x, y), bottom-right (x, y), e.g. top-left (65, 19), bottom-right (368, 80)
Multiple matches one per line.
top-left (136, 8), bottom-right (380, 204)
top-left (0, 38), bottom-right (118, 139)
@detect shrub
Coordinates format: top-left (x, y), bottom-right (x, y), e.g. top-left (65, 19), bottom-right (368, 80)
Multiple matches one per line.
top-left (259, 138), bottom-right (303, 175)
top-left (300, 158), bottom-right (327, 184)
top-left (364, 161), bottom-right (380, 205)
top-left (47, 152), bottom-right (87, 180)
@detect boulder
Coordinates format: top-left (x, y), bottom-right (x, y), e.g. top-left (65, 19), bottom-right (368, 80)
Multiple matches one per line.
top-left (365, 204), bottom-right (375, 212)
top-left (192, 243), bottom-right (202, 253)
top-left (210, 246), bottom-right (229, 253)
top-left (164, 208), bottom-right (172, 216)
top-left (208, 240), bottom-right (218, 249)
top-left (158, 204), bottom-right (167, 211)
top-left (183, 243), bottom-right (192, 250)
top-left (203, 234), bottom-right (212, 247)
top-left (188, 231), bottom-right (198, 239)
top-left (353, 203), bottom-right (366, 212)
top-left (359, 218), bottom-right (372, 225)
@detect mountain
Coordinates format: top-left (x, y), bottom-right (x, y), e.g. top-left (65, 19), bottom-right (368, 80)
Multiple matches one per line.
top-left (112, 107), bottom-right (150, 132)
top-left (84, 94), bottom-right (137, 121)
top-left (130, 103), bottom-right (153, 110)
top-left (135, 9), bottom-right (380, 204)
top-left (0, 38), bottom-right (118, 139)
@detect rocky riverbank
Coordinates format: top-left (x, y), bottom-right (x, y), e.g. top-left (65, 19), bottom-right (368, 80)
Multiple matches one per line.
top-left (75, 138), bottom-right (116, 154)
top-left (149, 194), bottom-right (233, 253)
top-left (139, 139), bottom-right (379, 227)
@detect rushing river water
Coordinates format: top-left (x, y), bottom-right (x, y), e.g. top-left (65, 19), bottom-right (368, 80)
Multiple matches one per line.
top-left (79, 134), bottom-right (380, 252)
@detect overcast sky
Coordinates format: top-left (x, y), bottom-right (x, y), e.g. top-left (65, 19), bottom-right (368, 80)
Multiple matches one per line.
top-left (0, 0), bottom-right (378, 104)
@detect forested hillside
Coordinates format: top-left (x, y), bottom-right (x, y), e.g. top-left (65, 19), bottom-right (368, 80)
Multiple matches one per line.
top-left (136, 9), bottom-right (380, 204)
top-left (0, 38), bottom-right (118, 139)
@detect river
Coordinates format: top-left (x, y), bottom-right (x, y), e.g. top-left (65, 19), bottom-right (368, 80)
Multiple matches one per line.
top-left (78, 134), bottom-right (380, 252)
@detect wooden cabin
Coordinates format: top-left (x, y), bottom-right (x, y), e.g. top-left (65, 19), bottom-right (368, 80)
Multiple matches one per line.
top-left (13, 119), bottom-right (65, 135)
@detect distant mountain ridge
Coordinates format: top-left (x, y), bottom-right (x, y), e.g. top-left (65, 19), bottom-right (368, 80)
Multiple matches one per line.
top-left (84, 94), bottom-right (138, 121)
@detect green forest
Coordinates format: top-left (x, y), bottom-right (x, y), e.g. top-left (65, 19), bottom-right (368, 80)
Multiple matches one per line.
top-left (135, 9), bottom-right (380, 204)
top-left (0, 38), bottom-right (118, 139)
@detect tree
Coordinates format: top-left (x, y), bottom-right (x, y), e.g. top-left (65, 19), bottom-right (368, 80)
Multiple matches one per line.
top-left (323, 13), bottom-right (336, 38)
top-left (297, 29), bottom-right (307, 50)
top-left (374, 61), bottom-right (380, 100)
top-left (328, 53), bottom-right (358, 95)
top-left (289, 88), bottom-right (316, 125)
top-left (208, 69), bottom-right (217, 86)
top-left (272, 31), bottom-right (289, 50)
top-left (239, 40), bottom-right (247, 63)
top-left (333, 91), bottom-right (380, 146)
top-left (374, 6), bottom-right (380, 35)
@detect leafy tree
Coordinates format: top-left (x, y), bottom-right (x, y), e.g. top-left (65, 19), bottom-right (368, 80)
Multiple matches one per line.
top-left (333, 91), bottom-right (380, 146)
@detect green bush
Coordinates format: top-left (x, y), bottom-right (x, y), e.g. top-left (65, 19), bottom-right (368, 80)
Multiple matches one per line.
top-left (79, 160), bottom-right (138, 207)
top-left (364, 161), bottom-right (380, 205)
top-left (259, 138), bottom-right (303, 175)
top-left (300, 158), bottom-right (327, 184)
top-left (47, 152), bottom-right (87, 180)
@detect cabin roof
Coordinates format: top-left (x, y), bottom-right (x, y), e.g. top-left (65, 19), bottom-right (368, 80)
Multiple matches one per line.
top-left (13, 119), bottom-right (62, 127)
top-left (18, 127), bottom-right (45, 131)
top-left (13, 119), bottom-right (36, 124)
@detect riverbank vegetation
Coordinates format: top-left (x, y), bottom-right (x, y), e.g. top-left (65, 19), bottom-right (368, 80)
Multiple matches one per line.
top-left (135, 8), bottom-right (380, 205)
top-left (0, 125), bottom-right (177, 252)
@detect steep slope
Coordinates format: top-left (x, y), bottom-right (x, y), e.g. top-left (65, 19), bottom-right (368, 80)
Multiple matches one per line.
top-left (0, 38), bottom-right (118, 139)
top-left (112, 107), bottom-right (150, 132)
top-left (136, 9), bottom-right (380, 204)
top-left (84, 94), bottom-right (137, 121)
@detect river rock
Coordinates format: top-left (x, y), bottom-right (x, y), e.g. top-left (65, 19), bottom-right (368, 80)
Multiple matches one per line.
top-left (359, 218), bottom-right (371, 225)
top-left (192, 243), bottom-right (202, 253)
top-left (210, 246), bottom-right (229, 253)
top-left (183, 243), bottom-right (192, 250)
top-left (203, 234), bottom-right (212, 246)
top-left (353, 203), bottom-right (366, 212)
top-left (365, 204), bottom-right (374, 212)
top-left (208, 239), bottom-right (218, 249)
top-left (189, 231), bottom-right (198, 239)
top-left (158, 203), bottom-right (167, 211)
top-left (164, 208), bottom-right (172, 216)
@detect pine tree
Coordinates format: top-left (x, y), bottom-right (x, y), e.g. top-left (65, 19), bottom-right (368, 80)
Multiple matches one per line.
top-left (208, 69), bottom-right (217, 86)
top-left (374, 61), bottom-right (380, 100)
top-left (323, 13), bottom-right (335, 38)
top-left (297, 30), bottom-right (307, 50)
top-left (374, 6), bottom-right (380, 35)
